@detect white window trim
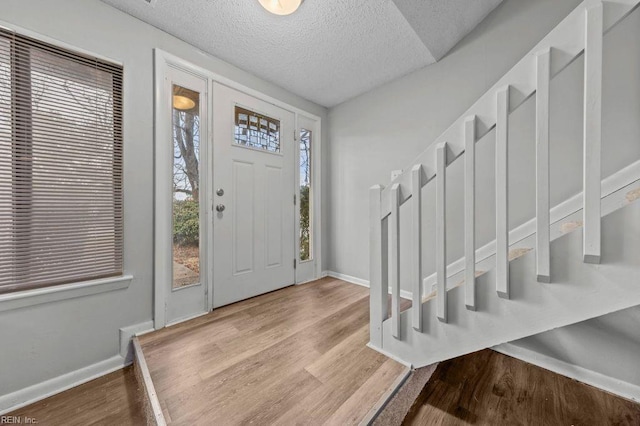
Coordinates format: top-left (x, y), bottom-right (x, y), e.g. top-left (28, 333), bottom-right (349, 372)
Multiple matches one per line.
top-left (0, 21), bottom-right (129, 312)
top-left (0, 275), bottom-right (133, 313)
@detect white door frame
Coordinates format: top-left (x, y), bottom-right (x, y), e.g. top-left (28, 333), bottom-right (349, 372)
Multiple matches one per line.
top-left (153, 49), bottom-right (322, 329)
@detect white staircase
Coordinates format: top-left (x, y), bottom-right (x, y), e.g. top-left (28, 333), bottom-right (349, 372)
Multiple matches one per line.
top-left (368, 0), bottom-right (640, 369)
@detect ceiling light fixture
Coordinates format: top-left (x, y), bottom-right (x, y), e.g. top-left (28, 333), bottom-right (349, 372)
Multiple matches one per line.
top-left (173, 95), bottom-right (196, 111)
top-left (258, 0), bottom-right (303, 16)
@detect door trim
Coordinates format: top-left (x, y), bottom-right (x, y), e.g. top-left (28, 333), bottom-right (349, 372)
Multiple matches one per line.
top-left (153, 49), bottom-right (323, 329)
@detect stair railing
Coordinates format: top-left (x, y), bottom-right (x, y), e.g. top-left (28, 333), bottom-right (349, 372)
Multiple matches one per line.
top-left (369, 0), bottom-right (639, 350)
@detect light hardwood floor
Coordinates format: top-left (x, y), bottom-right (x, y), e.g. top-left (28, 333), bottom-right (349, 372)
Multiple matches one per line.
top-left (406, 349), bottom-right (640, 425)
top-left (139, 277), bottom-right (410, 425)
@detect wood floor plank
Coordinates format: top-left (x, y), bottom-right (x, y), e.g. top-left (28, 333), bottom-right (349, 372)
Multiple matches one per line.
top-left (140, 279), bottom-right (409, 425)
top-left (324, 358), bottom-right (407, 426)
top-left (164, 335), bottom-right (324, 423)
top-left (223, 369), bottom-right (323, 426)
top-left (196, 280), bottom-right (368, 380)
top-left (406, 349), bottom-right (640, 425)
top-left (273, 330), bottom-right (393, 425)
top-left (304, 324), bottom-right (372, 382)
top-left (138, 277), bottom-right (342, 347)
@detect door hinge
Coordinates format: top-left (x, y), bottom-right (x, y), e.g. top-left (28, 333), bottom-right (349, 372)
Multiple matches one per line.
top-left (294, 194), bottom-right (297, 205)
top-left (294, 130), bottom-right (298, 141)
top-left (294, 259), bottom-right (297, 269)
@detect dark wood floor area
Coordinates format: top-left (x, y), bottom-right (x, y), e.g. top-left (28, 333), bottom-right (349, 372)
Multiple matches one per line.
top-left (139, 277), bottom-right (409, 425)
top-left (7, 366), bottom-right (145, 426)
top-left (405, 349), bottom-right (640, 425)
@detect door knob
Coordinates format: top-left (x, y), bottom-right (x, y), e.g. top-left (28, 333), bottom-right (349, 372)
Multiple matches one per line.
top-left (216, 204), bottom-right (226, 212)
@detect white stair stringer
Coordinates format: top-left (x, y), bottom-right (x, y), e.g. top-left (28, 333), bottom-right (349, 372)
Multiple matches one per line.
top-left (380, 200), bottom-right (640, 368)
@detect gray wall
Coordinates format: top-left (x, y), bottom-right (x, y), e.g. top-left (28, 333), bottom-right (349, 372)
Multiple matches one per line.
top-left (0, 0), bottom-right (327, 398)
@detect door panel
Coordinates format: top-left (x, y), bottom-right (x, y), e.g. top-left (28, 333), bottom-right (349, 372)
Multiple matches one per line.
top-left (265, 165), bottom-right (283, 268)
top-left (232, 160), bottom-right (254, 275)
top-left (213, 83), bottom-right (295, 308)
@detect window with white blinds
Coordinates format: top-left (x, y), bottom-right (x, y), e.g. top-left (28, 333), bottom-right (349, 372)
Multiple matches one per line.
top-left (0, 29), bottom-right (124, 294)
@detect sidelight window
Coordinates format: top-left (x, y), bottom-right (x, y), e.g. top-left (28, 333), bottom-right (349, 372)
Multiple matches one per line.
top-left (172, 84), bottom-right (201, 289)
top-left (299, 128), bottom-right (312, 261)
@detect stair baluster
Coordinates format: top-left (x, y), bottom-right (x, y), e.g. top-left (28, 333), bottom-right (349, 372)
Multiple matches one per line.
top-left (536, 48), bottom-right (552, 282)
top-left (390, 184), bottom-right (402, 338)
top-left (496, 86), bottom-right (510, 299)
top-left (436, 143), bottom-right (448, 322)
top-left (464, 116), bottom-right (477, 310)
top-left (583, 3), bottom-right (603, 264)
top-left (411, 165), bottom-right (424, 331)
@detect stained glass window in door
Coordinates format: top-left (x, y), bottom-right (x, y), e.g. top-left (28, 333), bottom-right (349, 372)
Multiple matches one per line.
top-left (234, 106), bottom-right (280, 153)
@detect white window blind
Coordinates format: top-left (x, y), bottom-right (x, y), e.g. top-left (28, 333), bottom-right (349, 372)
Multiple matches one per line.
top-left (0, 29), bottom-right (124, 294)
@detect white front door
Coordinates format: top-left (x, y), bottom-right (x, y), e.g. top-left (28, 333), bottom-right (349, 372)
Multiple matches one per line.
top-left (212, 83), bottom-right (295, 307)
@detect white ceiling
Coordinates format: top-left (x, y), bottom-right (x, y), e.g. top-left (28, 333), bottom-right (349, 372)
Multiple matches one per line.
top-left (100, 0), bottom-right (502, 107)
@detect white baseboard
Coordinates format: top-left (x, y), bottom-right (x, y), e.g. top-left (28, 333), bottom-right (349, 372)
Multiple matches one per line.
top-left (325, 270), bottom-right (369, 287)
top-left (324, 270), bottom-right (413, 300)
top-left (493, 342), bottom-right (640, 403)
top-left (166, 310), bottom-right (208, 327)
top-left (0, 354), bottom-right (127, 415)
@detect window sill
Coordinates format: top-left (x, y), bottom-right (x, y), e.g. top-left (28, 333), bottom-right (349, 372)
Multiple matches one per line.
top-left (0, 275), bottom-right (133, 313)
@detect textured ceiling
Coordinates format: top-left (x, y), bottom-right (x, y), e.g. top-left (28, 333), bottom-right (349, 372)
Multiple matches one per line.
top-left (393, 0), bottom-right (503, 61)
top-left (100, 0), bottom-right (502, 107)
